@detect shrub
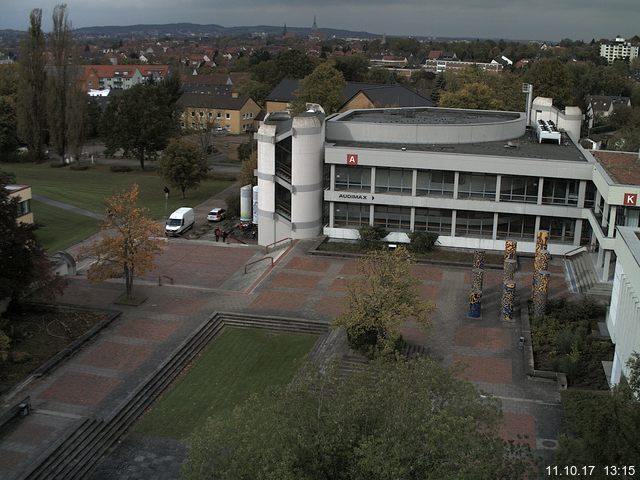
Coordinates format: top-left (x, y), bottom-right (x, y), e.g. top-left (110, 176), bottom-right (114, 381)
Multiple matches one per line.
top-left (408, 231), bottom-right (439, 254)
top-left (358, 225), bottom-right (387, 250)
top-left (225, 190), bottom-right (240, 219)
top-left (69, 164), bottom-right (89, 171)
top-left (109, 165), bottom-right (133, 173)
top-left (49, 161), bottom-right (67, 168)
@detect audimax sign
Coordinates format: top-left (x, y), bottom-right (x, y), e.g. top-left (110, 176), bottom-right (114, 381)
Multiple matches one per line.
top-left (337, 193), bottom-right (375, 200)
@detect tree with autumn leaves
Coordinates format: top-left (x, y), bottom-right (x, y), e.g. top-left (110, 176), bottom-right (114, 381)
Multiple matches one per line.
top-left (83, 185), bottom-right (164, 299)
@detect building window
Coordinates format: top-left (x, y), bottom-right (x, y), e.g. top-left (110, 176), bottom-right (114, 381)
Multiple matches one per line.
top-left (335, 166), bottom-right (371, 191)
top-left (539, 216), bottom-right (575, 243)
top-left (250, 112), bottom-right (254, 118)
top-left (275, 183), bottom-right (291, 221)
top-left (373, 205), bottom-right (411, 230)
top-left (375, 168), bottom-right (412, 194)
top-left (584, 182), bottom-right (596, 209)
top-left (191, 111), bottom-right (195, 117)
top-left (414, 208), bottom-right (452, 234)
top-left (458, 172), bottom-right (497, 200)
top-left (208, 112), bottom-right (213, 118)
top-left (416, 170), bottom-right (455, 197)
top-left (225, 113), bottom-right (231, 119)
top-left (17, 199), bottom-right (31, 217)
top-left (455, 210), bottom-right (494, 238)
top-left (542, 178), bottom-right (579, 206)
top-left (500, 175), bottom-right (538, 203)
top-left (334, 202), bottom-right (370, 227)
top-left (217, 112), bottom-right (221, 118)
top-left (496, 214), bottom-right (535, 240)
top-left (199, 111), bottom-right (204, 117)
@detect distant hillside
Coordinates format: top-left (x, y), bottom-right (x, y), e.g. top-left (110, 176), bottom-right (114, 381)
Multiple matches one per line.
top-left (72, 22), bottom-right (380, 39)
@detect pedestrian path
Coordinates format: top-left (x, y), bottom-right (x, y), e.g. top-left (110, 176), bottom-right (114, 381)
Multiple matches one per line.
top-left (0, 239), bottom-right (570, 478)
top-left (32, 194), bottom-right (105, 221)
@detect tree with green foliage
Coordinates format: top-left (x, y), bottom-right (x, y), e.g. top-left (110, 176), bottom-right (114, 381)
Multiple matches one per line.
top-left (357, 224), bottom-right (386, 250)
top-left (0, 172), bottom-right (62, 313)
top-left (0, 65), bottom-right (18, 159)
top-left (184, 356), bottom-right (533, 480)
top-left (440, 82), bottom-right (505, 110)
top-left (293, 62), bottom-right (346, 114)
top-left (101, 82), bottom-right (179, 170)
top-left (334, 246), bottom-right (435, 355)
top-left (238, 79), bottom-right (271, 106)
top-left (333, 55), bottom-right (370, 82)
top-left (408, 231), bottom-right (439, 254)
top-left (17, 9), bottom-right (48, 163)
top-left (555, 353), bottom-right (640, 474)
top-left (524, 58), bottom-right (573, 108)
top-left (159, 139), bottom-right (209, 199)
top-left (238, 151), bottom-right (257, 187)
top-left (366, 67), bottom-right (394, 84)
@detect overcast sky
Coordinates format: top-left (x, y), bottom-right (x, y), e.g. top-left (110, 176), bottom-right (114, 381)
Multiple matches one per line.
top-left (2, 0), bottom-right (638, 42)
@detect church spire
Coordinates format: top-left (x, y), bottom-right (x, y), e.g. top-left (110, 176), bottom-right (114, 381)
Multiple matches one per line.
top-left (312, 16), bottom-right (317, 30)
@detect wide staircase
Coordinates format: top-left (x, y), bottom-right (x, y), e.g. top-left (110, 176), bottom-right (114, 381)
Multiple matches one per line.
top-left (564, 250), bottom-right (613, 300)
top-left (18, 313), bottom-right (328, 480)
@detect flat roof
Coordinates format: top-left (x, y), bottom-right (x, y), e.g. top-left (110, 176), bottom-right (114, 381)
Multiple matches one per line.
top-left (329, 129), bottom-right (588, 163)
top-left (591, 150), bottom-right (640, 186)
top-left (336, 107), bottom-right (521, 125)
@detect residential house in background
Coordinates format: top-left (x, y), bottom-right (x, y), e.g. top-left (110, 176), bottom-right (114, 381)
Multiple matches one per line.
top-left (586, 95), bottom-right (631, 128)
top-left (6, 185), bottom-right (33, 224)
top-left (265, 78), bottom-right (432, 113)
top-left (79, 65), bottom-right (170, 92)
top-left (176, 92), bottom-right (261, 134)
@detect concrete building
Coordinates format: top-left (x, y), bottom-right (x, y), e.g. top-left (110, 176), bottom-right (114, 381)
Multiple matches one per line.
top-left (599, 37), bottom-right (639, 64)
top-left (176, 93), bottom-right (261, 134)
top-left (256, 103), bottom-right (640, 384)
top-left (607, 226), bottom-right (640, 385)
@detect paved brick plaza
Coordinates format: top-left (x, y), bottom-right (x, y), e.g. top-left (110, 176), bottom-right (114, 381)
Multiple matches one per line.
top-left (0, 238), bottom-right (568, 479)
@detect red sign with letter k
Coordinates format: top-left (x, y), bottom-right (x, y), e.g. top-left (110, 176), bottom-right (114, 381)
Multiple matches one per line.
top-left (624, 193), bottom-right (637, 206)
top-left (346, 153), bottom-right (358, 165)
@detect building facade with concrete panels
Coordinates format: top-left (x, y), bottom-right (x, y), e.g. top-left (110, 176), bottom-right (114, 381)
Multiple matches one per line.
top-left (256, 105), bottom-right (640, 279)
top-left (607, 227), bottom-right (640, 385)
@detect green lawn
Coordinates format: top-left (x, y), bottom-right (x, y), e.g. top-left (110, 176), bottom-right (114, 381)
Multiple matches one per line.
top-left (32, 200), bottom-right (102, 252)
top-left (6, 162), bottom-right (233, 218)
top-left (133, 327), bottom-right (317, 439)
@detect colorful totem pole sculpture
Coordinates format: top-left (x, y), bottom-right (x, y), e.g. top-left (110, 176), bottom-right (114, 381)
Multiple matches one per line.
top-left (468, 250), bottom-right (485, 318)
top-left (502, 281), bottom-right (516, 322)
top-left (532, 230), bottom-right (550, 317)
top-left (533, 270), bottom-right (550, 318)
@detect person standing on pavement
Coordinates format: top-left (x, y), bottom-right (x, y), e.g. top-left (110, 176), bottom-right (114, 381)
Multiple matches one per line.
top-left (222, 230), bottom-right (228, 243)
top-left (214, 227), bottom-right (221, 242)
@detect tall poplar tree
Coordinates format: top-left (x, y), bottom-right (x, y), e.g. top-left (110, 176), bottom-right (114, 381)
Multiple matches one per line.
top-left (48, 4), bottom-right (85, 162)
top-left (17, 9), bottom-right (47, 162)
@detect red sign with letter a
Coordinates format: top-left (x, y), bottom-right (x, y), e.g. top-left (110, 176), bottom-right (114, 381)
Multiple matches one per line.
top-left (624, 193), bottom-right (637, 206)
top-left (346, 153), bottom-right (358, 166)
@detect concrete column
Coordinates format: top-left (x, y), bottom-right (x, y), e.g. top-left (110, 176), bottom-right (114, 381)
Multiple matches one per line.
top-left (453, 172), bottom-right (460, 199)
top-left (370, 167), bottom-right (376, 194)
top-left (608, 206), bottom-right (617, 237)
top-left (602, 200), bottom-right (609, 227)
top-left (492, 213), bottom-right (499, 240)
top-left (595, 190), bottom-right (601, 215)
top-left (537, 177), bottom-right (544, 205)
top-left (412, 169), bottom-right (417, 197)
top-left (534, 216), bottom-right (541, 234)
top-left (577, 180), bottom-right (586, 208)
top-left (330, 164), bottom-right (336, 190)
top-left (410, 207), bottom-right (415, 231)
top-left (602, 250), bottom-right (612, 282)
top-left (329, 201), bottom-right (335, 228)
top-left (495, 175), bottom-right (502, 202)
top-left (574, 219), bottom-right (583, 246)
top-left (369, 204), bottom-right (374, 226)
top-left (597, 246), bottom-right (605, 267)
top-left (451, 210), bottom-right (457, 237)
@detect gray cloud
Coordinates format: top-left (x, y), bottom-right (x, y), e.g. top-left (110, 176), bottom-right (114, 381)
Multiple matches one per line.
top-left (1, 0), bottom-right (638, 41)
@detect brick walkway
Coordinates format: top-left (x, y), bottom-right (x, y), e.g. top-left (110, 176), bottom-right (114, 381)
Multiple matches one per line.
top-left (0, 239), bottom-right (569, 478)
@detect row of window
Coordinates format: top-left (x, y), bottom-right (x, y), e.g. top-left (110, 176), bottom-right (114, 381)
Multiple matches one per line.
top-left (334, 166), bottom-right (583, 206)
top-left (17, 199), bottom-right (31, 217)
top-left (333, 203), bottom-right (576, 243)
top-left (189, 110), bottom-right (255, 120)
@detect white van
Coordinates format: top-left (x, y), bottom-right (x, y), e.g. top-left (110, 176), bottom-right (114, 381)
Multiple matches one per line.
top-left (165, 207), bottom-right (195, 236)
